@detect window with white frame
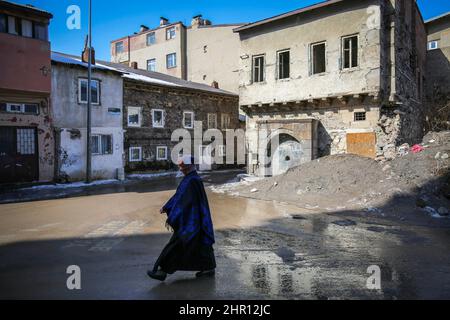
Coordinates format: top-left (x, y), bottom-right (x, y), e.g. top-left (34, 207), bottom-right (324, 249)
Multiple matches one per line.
top-left (79, 79), bottom-right (100, 104)
top-left (166, 53), bottom-right (176, 68)
top-left (129, 147), bottom-right (142, 162)
top-left (152, 109), bottom-right (165, 128)
top-left (1, 103), bottom-right (39, 114)
top-left (156, 146), bottom-right (168, 160)
top-left (147, 32), bottom-right (156, 46)
top-left (252, 55), bottom-right (265, 83)
top-left (183, 111), bottom-right (194, 129)
top-left (221, 113), bottom-right (231, 129)
top-left (127, 107), bottom-right (141, 127)
top-left (91, 134), bottom-right (113, 155)
top-left (166, 26), bottom-right (176, 40)
top-left (428, 40), bottom-right (439, 50)
top-left (115, 41), bottom-right (124, 54)
top-left (147, 58), bottom-right (156, 72)
top-left (342, 35), bottom-right (358, 69)
top-left (311, 41), bottom-right (326, 74)
top-left (207, 113), bottom-right (217, 129)
top-left (277, 50), bottom-right (290, 79)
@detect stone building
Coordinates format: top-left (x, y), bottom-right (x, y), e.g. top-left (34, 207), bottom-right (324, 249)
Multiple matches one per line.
top-left (0, 1), bottom-right (54, 184)
top-left (110, 16), bottom-right (244, 94)
top-left (97, 61), bottom-right (241, 173)
top-left (425, 12), bottom-right (450, 131)
top-left (234, 0), bottom-right (427, 176)
top-left (51, 52), bottom-right (125, 182)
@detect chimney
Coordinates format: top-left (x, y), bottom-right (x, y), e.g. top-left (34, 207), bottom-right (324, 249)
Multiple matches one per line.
top-left (191, 14), bottom-right (203, 28)
top-left (140, 25), bottom-right (149, 33)
top-left (160, 17), bottom-right (169, 26)
top-left (81, 35), bottom-right (95, 65)
top-left (211, 81), bottom-right (219, 89)
top-left (130, 62), bottom-right (138, 69)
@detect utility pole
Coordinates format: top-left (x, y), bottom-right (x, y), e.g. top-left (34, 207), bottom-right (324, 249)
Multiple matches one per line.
top-left (86, 0), bottom-right (92, 183)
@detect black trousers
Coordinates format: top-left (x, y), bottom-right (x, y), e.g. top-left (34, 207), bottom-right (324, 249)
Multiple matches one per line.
top-left (153, 232), bottom-right (216, 274)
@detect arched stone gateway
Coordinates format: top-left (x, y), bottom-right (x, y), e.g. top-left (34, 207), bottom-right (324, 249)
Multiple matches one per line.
top-left (251, 119), bottom-right (319, 176)
top-left (271, 134), bottom-right (304, 176)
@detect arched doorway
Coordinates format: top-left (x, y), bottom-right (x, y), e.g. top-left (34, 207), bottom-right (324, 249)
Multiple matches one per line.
top-left (267, 133), bottom-right (303, 176)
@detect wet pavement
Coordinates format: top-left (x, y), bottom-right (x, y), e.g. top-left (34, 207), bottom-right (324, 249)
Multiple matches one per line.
top-left (0, 172), bottom-right (450, 299)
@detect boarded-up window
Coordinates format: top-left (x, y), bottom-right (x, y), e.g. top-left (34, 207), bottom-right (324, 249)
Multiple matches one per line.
top-left (311, 42), bottom-right (326, 74)
top-left (346, 132), bottom-right (376, 159)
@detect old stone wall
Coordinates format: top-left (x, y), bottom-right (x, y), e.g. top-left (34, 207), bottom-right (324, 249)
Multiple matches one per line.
top-left (123, 80), bottom-right (240, 172)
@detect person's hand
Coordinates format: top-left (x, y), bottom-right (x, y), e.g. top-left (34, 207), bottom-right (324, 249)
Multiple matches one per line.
top-left (160, 207), bottom-right (165, 214)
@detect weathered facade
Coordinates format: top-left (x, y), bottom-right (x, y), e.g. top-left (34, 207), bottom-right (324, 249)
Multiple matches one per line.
top-left (425, 12), bottom-right (450, 131)
top-left (51, 53), bottom-right (125, 182)
top-left (234, 0), bottom-right (427, 176)
top-left (97, 62), bottom-right (241, 173)
top-left (110, 16), bottom-right (243, 94)
top-left (0, 1), bottom-right (54, 184)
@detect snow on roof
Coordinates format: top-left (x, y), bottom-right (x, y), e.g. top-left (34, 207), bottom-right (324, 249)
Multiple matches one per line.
top-left (122, 73), bottom-right (181, 87)
top-left (51, 52), bottom-right (121, 73)
top-left (51, 52), bottom-right (237, 97)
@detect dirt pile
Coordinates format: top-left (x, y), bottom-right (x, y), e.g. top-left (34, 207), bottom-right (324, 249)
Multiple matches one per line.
top-left (229, 131), bottom-right (450, 216)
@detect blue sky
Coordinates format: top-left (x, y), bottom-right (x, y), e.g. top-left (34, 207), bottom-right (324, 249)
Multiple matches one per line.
top-left (11, 0), bottom-right (450, 61)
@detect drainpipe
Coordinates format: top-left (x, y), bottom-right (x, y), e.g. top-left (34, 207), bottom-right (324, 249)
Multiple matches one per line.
top-left (86, 0), bottom-right (92, 183)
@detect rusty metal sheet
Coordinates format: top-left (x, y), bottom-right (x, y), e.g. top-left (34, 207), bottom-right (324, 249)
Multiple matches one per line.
top-left (346, 132), bottom-right (376, 159)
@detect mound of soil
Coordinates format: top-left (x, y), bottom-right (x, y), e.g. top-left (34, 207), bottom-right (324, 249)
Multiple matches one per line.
top-left (231, 132), bottom-right (450, 215)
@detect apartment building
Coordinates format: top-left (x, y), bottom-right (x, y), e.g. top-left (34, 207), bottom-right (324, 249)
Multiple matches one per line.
top-left (110, 16), bottom-right (243, 94)
top-left (0, 1), bottom-right (54, 184)
top-left (234, 0), bottom-right (427, 176)
top-left (425, 12), bottom-right (450, 130)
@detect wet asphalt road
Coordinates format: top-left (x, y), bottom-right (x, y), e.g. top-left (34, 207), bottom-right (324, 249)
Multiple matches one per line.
top-left (1, 172), bottom-right (450, 299)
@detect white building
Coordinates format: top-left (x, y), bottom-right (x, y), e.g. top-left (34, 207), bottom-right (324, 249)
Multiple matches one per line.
top-left (51, 52), bottom-right (125, 182)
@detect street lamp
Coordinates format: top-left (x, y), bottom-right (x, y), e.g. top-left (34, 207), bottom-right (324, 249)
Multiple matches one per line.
top-left (86, 0), bottom-right (92, 183)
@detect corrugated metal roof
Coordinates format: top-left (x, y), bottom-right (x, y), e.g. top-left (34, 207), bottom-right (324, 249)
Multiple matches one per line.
top-left (51, 52), bottom-right (237, 97)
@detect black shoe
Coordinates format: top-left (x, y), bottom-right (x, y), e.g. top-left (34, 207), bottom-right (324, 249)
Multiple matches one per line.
top-left (147, 269), bottom-right (167, 281)
top-left (196, 269), bottom-right (215, 278)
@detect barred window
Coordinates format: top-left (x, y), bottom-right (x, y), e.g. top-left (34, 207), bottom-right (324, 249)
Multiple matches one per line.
top-left (354, 112), bottom-right (366, 122)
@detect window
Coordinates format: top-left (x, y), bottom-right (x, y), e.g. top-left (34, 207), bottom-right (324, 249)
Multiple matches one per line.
top-left (127, 107), bottom-right (141, 127)
top-left (115, 41), bottom-right (124, 54)
top-left (166, 53), bottom-right (176, 68)
top-left (311, 42), bottom-right (326, 74)
top-left (183, 111), bottom-right (194, 129)
top-left (166, 26), bottom-right (176, 40)
top-left (147, 32), bottom-right (156, 45)
top-left (221, 113), bottom-right (231, 129)
top-left (252, 55), bottom-right (265, 83)
top-left (21, 19), bottom-right (32, 37)
top-left (354, 112), bottom-right (366, 122)
top-left (33, 22), bottom-right (47, 41)
top-left (79, 79), bottom-right (100, 104)
top-left (0, 14), bottom-right (6, 33)
top-left (208, 113), bottom-right (217, 129)
top-left (17, 128), bottom-right (35, 155)
top-left (147, 59), bottom-right (156, 72)
top-left (129, 147), bottom-right (142, 162)
top-left (91, 135), bottom-right (113, 155)
top-left (152, 109), bottom-right (165, 128)
top-left (156, 146), bottom-right (168, 160)
top-left (428, 40), bottom-right (439, 50)
top-left (277, 50), bottom-right (290, 79)
top-left (342, 35), bottom-right (358, 69)
top-left (2, 103), bottom-right (38, 114)
top-left (7, 16), bottom-right (20, 35)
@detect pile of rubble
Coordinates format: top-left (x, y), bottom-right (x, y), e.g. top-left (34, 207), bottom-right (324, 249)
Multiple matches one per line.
top-left (220, 131), bottom-right (450, 219)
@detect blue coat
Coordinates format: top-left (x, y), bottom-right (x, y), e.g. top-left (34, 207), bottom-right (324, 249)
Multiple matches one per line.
top-left (163, 171), bottom-right (215, 246)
